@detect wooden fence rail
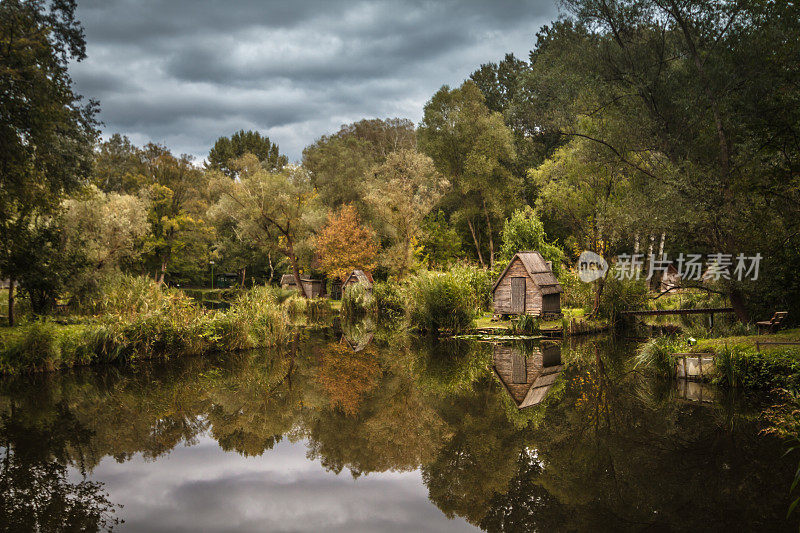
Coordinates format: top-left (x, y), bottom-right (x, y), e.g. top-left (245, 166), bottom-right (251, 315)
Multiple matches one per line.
top-left (621, 307), bottom-right (735, 330)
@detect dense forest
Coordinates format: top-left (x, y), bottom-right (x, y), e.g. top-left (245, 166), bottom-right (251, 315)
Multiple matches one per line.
top-left (2, 0), bottom-right (799, 326)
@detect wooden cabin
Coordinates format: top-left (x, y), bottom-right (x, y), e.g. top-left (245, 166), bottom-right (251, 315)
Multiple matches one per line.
top-left (492, 251), bottom-right (563, 317)
top-left (342, 270), bottom-right (374, 293)
top-left (492, 343), bottom-right (563, 409)
top-left (280, 274), bottom-right (325, 298)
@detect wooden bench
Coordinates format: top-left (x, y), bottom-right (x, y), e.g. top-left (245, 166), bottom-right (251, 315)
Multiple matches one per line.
top-left (756, 311), bottom-right (788, 334)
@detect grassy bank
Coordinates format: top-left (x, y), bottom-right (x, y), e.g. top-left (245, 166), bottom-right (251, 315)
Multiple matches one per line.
top-left (635, 328), bottom-right (800, 390)
top-left (473, 308), bottom-right (609, 337)
top-left (0, 276), bottom-right (332, 374)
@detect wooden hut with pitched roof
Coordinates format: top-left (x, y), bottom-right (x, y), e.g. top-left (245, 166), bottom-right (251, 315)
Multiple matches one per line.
top-left (280, 274), bottom-right (325, 298)
top-left (342, 269), bottom-right (374, 293)
top-left (492, 251), bottom-right (563, 317)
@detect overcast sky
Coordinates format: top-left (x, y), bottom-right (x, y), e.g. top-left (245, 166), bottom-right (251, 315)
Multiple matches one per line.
top-left (70, 0), bottom-right (561, 162)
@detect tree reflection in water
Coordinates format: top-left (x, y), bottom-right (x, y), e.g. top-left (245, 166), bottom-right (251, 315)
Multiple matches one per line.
top-left (0, 402), bottom-right (121, 531)
top-left (0, 328), bottom-right (795, 531)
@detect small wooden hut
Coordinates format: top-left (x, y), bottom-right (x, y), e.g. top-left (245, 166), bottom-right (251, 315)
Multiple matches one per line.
top-left (280, 274), bottom-right (325, 298)
top-left (492, 251), bottom-right (563, 317)
top-left (342, 270), bottom-right (374, 293)
top-left (492, 343), bottom-right (563, 409)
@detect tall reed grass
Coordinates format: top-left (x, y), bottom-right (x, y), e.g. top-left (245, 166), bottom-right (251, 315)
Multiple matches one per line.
top-left (0, 277), bottom-right (304, 374)
top-left (406, 271), bottom-right (477, 334)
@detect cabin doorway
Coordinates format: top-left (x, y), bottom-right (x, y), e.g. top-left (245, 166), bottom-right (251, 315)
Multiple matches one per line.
top-left (542, 293), bottom-right (560, 314)
top-left (511, 277), bottom-right (526, 314)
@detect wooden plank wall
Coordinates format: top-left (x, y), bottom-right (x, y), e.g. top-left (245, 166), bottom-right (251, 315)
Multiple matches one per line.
top-left (493, 258), bottom-right (543, 315)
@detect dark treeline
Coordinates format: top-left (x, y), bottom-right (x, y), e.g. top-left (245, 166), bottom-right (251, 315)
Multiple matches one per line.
top-left (1, 0), bottom-right (799, 324)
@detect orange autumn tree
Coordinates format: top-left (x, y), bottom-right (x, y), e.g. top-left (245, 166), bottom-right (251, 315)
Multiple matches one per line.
top-left (316, 204), bottom-right (379, 281)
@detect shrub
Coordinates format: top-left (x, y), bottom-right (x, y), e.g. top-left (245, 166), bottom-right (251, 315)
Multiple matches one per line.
top-left (558, 269), bottom-right (594, 311)
top-left (509, 314), bottom-right (540, 335)
top-left (634, 335), bottom-right (683, 378)
top-left (406, 271), bottom-right (477, 334)
top-left (714, 344), bottom-right (800, 390)
top-left (281, 294), bottom-right (307, 320)
top-left (0, 321), bottom-right (60, 372)
top-left (449, 264), bottom-right (492, 311)
top-left (0, 280), bottom-right (302, 373)
top-left (598, 272), bottom-right (648, 324)
top-left (341, 283), bottom-right (376, 319)
top-left (91, 274), bottom-right (171, 319)
top-left (373, 280), bottom-right (405, 321)
top-left (304, 297), bottom-right (333, 322)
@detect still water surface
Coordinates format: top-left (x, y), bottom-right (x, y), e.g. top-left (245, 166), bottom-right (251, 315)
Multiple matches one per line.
top-left (0, 329), bottom-right (794, 531)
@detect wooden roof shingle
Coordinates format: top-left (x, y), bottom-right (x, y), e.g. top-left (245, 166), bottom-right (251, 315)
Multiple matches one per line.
top-left (492, 251), bottom-right (563, 293)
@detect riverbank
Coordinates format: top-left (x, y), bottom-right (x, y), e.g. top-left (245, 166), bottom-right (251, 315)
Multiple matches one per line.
top-left (636, 328), bottom-right (800, 391)
top-left (473, 311), bottom-right (610, 338)
top-left (0, 279), bottom-right (333, 374)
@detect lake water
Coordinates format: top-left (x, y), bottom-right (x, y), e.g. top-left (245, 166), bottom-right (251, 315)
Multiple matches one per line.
top-left (0, 328), bottom-right (795, 531)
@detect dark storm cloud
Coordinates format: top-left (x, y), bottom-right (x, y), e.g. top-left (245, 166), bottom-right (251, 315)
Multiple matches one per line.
top-left (71, 0), bottom-right (561, 160)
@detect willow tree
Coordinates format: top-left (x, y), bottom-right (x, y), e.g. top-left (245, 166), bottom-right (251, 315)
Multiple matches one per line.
top-left (212, 155), bottom-right (320, 297)
top-left (418, 81), bottom-right (518, 269)
top-left (366, 149), bottom-right (448, 276)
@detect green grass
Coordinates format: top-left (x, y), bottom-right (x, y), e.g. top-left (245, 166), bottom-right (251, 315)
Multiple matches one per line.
top-left (691, 328), bottom-right (800, 352)
top-left (473, 308), bottom-right (597, 334)
top-left (0, 277), bottom-right (328, 374)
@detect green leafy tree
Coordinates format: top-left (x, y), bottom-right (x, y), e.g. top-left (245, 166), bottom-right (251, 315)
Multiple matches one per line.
top-left (0, 0), bottom-right (98, 324)
top-left (531, 1), bottom-right (800, 320)
top-left (420, 210), bottom-right (462, 269)
top-left (212, 156), bottom-right (321, 297)
top-left (207, 130), bottom-right (287, 177)
top-left (61, 186), bottom-right (149, 300)
top-left (92, 134), bottom-right (147, 193)
top-left (303, 118), bottom-right (416, 210)
top-left (498, 206), bottom-right (564, 276)
top-left (142, 184), bottom-right (213, 284)
top-left (366, 150), bottom-right (449, 275)
top-left (136, 149), bottom-right (213, 284)
top-left (418, 81), bottom-right (518, 269)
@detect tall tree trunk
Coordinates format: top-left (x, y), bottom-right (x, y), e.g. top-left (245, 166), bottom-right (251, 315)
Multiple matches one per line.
top-left (482, 199), bottom-right (494, 270)
top-left (592, 276), bottom-right (605, 318)
top-left (657, 232), bottom-right (666, 259)
top-left (467, 219), bottom-right (485, 268)
top-left (268, 251), bottom-right (274, 283)
top-left (729, 286), bottom-right (749, 323)
top-left (241, 266), bottom-right (246, 287)
top-left (157, 258), bottom-right (167, 285)
top-left (286, 237), bottom-right (310, 298)
top-left (7, 279), bottom-right (14, 327)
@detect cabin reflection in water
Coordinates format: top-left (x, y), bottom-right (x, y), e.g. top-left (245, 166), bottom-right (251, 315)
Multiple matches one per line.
top-left (492, 342), bottom-right (563, 409)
